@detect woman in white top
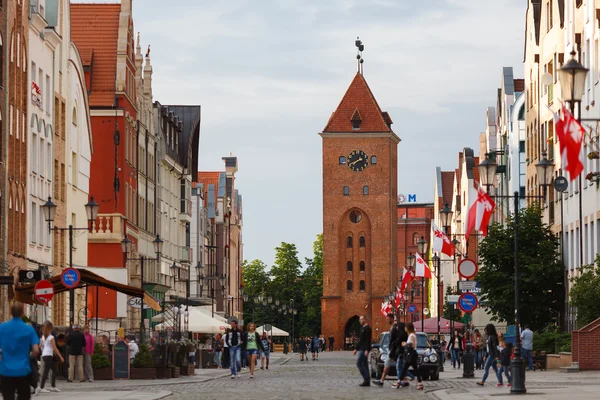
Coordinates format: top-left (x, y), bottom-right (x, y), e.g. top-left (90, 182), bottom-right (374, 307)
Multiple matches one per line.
top-left (392, 323), bottom-right (423, 390)
top-left (40, 321), bottom-right (64, 392)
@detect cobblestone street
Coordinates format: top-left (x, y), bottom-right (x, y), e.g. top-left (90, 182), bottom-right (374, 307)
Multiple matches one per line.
top-left (43, 352), bottom-right (600, 400)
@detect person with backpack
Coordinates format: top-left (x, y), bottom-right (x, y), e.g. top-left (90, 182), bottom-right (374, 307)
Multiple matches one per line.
top-left (311, 335), bottom-right (320, 361)
top-left (242, 323), bottom-right (265, 379)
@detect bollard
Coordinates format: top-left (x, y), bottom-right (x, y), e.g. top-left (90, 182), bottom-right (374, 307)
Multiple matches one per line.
top-left (463, 342), bottom-right (475, 378)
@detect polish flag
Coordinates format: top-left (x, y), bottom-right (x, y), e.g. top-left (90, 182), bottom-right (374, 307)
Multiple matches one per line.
top-left (465, 182), bottom-right (495, 241)
top-left (554, 105), bottom-right (585, 181)
top-left (395, 287), bottom-right (404, 308)
top-left (432, 221), bottom-right (454, 257)
top-left (400, 267), bottom-right (414, 292)
top-left (381, 301), bottom-right (392, 317)
top-left (414, 253), bottom-right (433, 279)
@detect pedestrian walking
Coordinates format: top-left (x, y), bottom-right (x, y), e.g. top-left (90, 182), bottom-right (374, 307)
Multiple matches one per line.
top-left (392, 323), bottom-right (423, 390)
top-left (0, 302), bottom-right (41, 400)
top-left (214, 333), bottom-right (223, 369)
top-left (125, 335), bottom-right (139, 365)
top-left (320, 335), bottom-right (326, 352)
top-left (259, 332), bottom-right (271, 370)
top-left (353, 315), bottom-right (372, 387)
top-left (476, 323), bottom-right (501, 387)
top-left (473, 329), bottom-right (484, 369)
top-left (311, 335), bottom-right (320, 361)
top-left (520, 325), bottom-right (534, 371)
top-left (39, 321), bottom-right (64, 393)
top-left (496, 342), bottom-right (512, 387)
top-left (447, 329), bottom-right (463, 369)
top-left (83, 326), bottom-right (95, 382)
top-left (242, 323), bottom-right (265, 379)
top-left (373, 313), bottom-right (400, 386)
top-left (222, 329), bottom-right (230, 369)
top-left (67, 324), bottom-right (86, 382)
top-left (440, 338), bottom-right (447, 365)
top-left (225, 320), bottom-right (243, 378)
top-left (298, 337), bottom-right (307, 361)
top-left (328, 335), bottom-right (334, 352)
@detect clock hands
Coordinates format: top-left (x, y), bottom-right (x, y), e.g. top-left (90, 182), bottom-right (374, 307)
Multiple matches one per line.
top-left (349, 157), bottom-right (365, 167)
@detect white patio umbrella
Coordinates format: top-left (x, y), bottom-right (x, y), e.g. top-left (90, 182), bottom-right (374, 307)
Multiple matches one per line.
top-left (155, 307), bottom-right (230, 334)
top-left (256, 325), bottom-right (289, 337)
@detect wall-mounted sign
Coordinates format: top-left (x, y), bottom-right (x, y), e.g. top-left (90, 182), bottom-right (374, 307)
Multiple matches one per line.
top-left (31, 82), bottom-right (43, 109)
top-left (127, 297), bottom-right (150, 309)
top-left (398, 194), bottom-right (417, 204)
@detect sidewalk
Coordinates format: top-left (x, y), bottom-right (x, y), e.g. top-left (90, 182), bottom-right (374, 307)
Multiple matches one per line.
top-left (434, 385), bottom-right (600, 399)
top-left (53, 353), bottom-right (291, 391)
top-left (30, 391), bottom-right (172, 400)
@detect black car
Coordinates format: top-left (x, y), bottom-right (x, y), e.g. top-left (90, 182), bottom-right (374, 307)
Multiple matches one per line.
top-left (369, 331), bottom-right (440, 381)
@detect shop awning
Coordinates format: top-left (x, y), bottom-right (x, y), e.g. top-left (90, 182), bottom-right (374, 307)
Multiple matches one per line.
top-left (14, 268), bottom-right (162, 311)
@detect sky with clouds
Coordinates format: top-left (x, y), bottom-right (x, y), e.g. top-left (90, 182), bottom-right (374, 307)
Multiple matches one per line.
top-left (76, 0), bottom-right (526, 268)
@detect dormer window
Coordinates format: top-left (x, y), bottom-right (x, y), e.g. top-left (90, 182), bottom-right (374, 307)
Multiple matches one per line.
top-left (351, 108), bottom-right (362, 131)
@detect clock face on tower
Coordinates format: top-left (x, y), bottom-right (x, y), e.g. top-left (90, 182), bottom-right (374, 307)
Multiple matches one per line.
top-left (347, 150), bottom-right (369, 172)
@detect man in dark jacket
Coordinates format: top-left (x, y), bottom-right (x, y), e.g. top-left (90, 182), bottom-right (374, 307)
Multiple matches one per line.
top-left (224, 320), bottom-right (244, 378)
top-left (66, 325), bottom-right (86, 382)
top-left (353, 315), bottom-right (372, 387)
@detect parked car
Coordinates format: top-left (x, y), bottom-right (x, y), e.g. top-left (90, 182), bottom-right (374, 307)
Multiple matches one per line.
top-left (369, 331), bottom-right (440, 380)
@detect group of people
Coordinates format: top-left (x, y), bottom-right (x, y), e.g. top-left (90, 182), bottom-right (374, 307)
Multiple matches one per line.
top-left (0, 303), bottom-right (94, 400)
top-left (217, 320), bottom-right (272, 379)
top-left (356, 314), bottom-right (424, 390)
top-left (295, 335), bottom-right (325, 361)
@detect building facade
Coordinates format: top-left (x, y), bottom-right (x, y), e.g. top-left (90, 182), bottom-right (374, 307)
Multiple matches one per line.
top-left (320, 72), bottom-right (399, 347)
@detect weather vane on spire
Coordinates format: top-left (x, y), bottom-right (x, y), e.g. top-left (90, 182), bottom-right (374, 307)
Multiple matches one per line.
top-left (355, 37), bottom-right (365, 75)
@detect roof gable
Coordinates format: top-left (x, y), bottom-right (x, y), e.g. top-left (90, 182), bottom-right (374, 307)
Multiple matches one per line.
top-left (71, 4), bottom-right (121, 107)
top-left (323, 73), bottom-right (392, 133)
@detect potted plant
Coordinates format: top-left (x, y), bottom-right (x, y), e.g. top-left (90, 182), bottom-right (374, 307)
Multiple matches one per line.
top-left (585, 172), bottom-right (600, 186)
top-left (91, 343), bottom-right (112, 380)
top-left (588, 151), bottom-right (600, 160)
top-left (131, 344), bottom-right (156, 379)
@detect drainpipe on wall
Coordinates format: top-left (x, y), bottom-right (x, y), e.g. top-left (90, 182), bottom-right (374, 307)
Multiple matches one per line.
top-left (2, 0), bottom-right (12, 321)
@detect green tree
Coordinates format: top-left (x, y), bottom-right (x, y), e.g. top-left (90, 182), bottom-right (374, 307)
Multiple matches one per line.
top-left (569, 256), bottom-right (600, 329)
top-left (477, 205), bottom-right (564, 331)
top-left (242, 259), bottom-right (270, 324)
top-left (442, 286), bottom-right (461, 322)
top-left (269, 242), bottom-right (302, 306)
top-left (299, 234), bottom-right (323, 336)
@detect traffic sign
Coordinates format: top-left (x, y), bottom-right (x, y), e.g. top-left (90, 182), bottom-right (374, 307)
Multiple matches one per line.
top-left (554, 176), bottom-right (568, 192)
top-left (264, 323), bottom-right (273, 331)
top-left (423, 308), bottom-right (430, 315)
top-left (458, 280), bottom-right (478, 292)
top-left (447, 295), bottom-right (460, 304)
top-left (457, 292), bottom-right (479, 313)
top-left (407, 304), bottom-right (417, 314)
top-left (61, 268), bottom-right (81, 289)
top-left (458, 258), bottom-right (478, 279)
top-left (35, 280), bottom-right (54, 303)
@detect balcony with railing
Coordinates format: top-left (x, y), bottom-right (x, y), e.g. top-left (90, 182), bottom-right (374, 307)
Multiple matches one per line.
top-left (179, 198), bottom-right (192, 223)
top-left (179, 246), bottom-right (192, 264)
top-left (89, 214), bottom-right (127, 243)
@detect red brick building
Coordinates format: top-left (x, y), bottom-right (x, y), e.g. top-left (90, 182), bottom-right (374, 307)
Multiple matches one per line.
top-left (71, 1), bottom-right (138, 323)
top-left (320, 72), bottom-right (399, 348)
top-left (397, 203), bottom-right (434, 323)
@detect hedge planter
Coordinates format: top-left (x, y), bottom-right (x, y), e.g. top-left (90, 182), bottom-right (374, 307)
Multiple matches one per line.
top-left (130, 368), bottom-right (157, 380)
top-left (171, 366), bottom-right (180, 378)
top-left (93, 368), bottom-right (113, 380)
top-left (184, 344), bottom-right (196, 352)
top-left (180, 364), bottom-right (195, 376)
top-left (168, 344), bottom-right (180, 353)
top-left (156, 367), bottom-right (172, 379)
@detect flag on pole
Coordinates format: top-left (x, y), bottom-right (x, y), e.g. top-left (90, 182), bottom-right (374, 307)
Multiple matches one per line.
top-left (395, 286), bottom-right (404, 308)
top-left (554, 105), bottom-right (585, 181)
top-left (465, 182), bottom-right (495, 241)
top-left (381, 301), bottom-right (392, 317)
top-left (432, 221), bottom-right (454, 257)
top-left (414, 253), bottom-right (433, 279)
top-left (400, 267), bottom-right (414, 291)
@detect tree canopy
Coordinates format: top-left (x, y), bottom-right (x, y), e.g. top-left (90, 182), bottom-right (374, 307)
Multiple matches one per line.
top-left (477, 205), bottom-right (564, 331)
top-left (569, 256), bottom-right (600, 329)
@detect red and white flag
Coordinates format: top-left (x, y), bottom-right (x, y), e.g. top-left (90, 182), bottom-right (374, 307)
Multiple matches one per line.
top-left (400, 267), bottom-right (414, 291)
top-left (432, 221), bottom-right (454, 257)
top-left (394, 286), bottom-right (404, 308)
top-left (554, 105), bottom-right (585, 181)
top-left (381, 301), bottom-right (392, 317)
top-left (414, 253), bottom-right (433, 279)
top-left (465, 182), bottom-right (495, 241)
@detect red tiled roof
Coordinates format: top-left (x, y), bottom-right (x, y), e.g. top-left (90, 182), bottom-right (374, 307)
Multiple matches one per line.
top-left (323, 73), bottom-right (392, 133)
top-left (441, 171), bottom-right (454, 207)
top-left (514, 79), bottom-right (525, 93)
top-left (71, 4), bottom-right (121, 107)
top-left (197, 172), bottom-right (221, 207)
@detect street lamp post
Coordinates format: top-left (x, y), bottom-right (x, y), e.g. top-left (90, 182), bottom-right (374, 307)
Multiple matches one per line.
top-left (417, 236), bottom-right (429, 333)
top-left (42, 196), bottom-right (99, 327)
top-left (121, 234), bottom-right (163, 343)
top-left (478, 152), bottom-right (554, 394)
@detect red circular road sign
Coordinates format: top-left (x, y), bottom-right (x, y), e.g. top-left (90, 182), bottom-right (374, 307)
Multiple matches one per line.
top-left (458, 258), bottom-right (478, 279)
top-left (35, 280), bottom-right (54, 303)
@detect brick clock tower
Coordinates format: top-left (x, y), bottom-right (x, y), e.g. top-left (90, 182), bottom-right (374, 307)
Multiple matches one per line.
top-left (320, 72), bottom-right (400, 349)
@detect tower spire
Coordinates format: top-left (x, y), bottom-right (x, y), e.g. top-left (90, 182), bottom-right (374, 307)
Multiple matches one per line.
top-left (355, 37), bottom-right (365, 75)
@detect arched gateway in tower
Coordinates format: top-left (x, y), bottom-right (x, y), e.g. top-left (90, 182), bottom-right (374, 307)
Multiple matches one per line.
top-left (320, 72), bottom-right (400, 350)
